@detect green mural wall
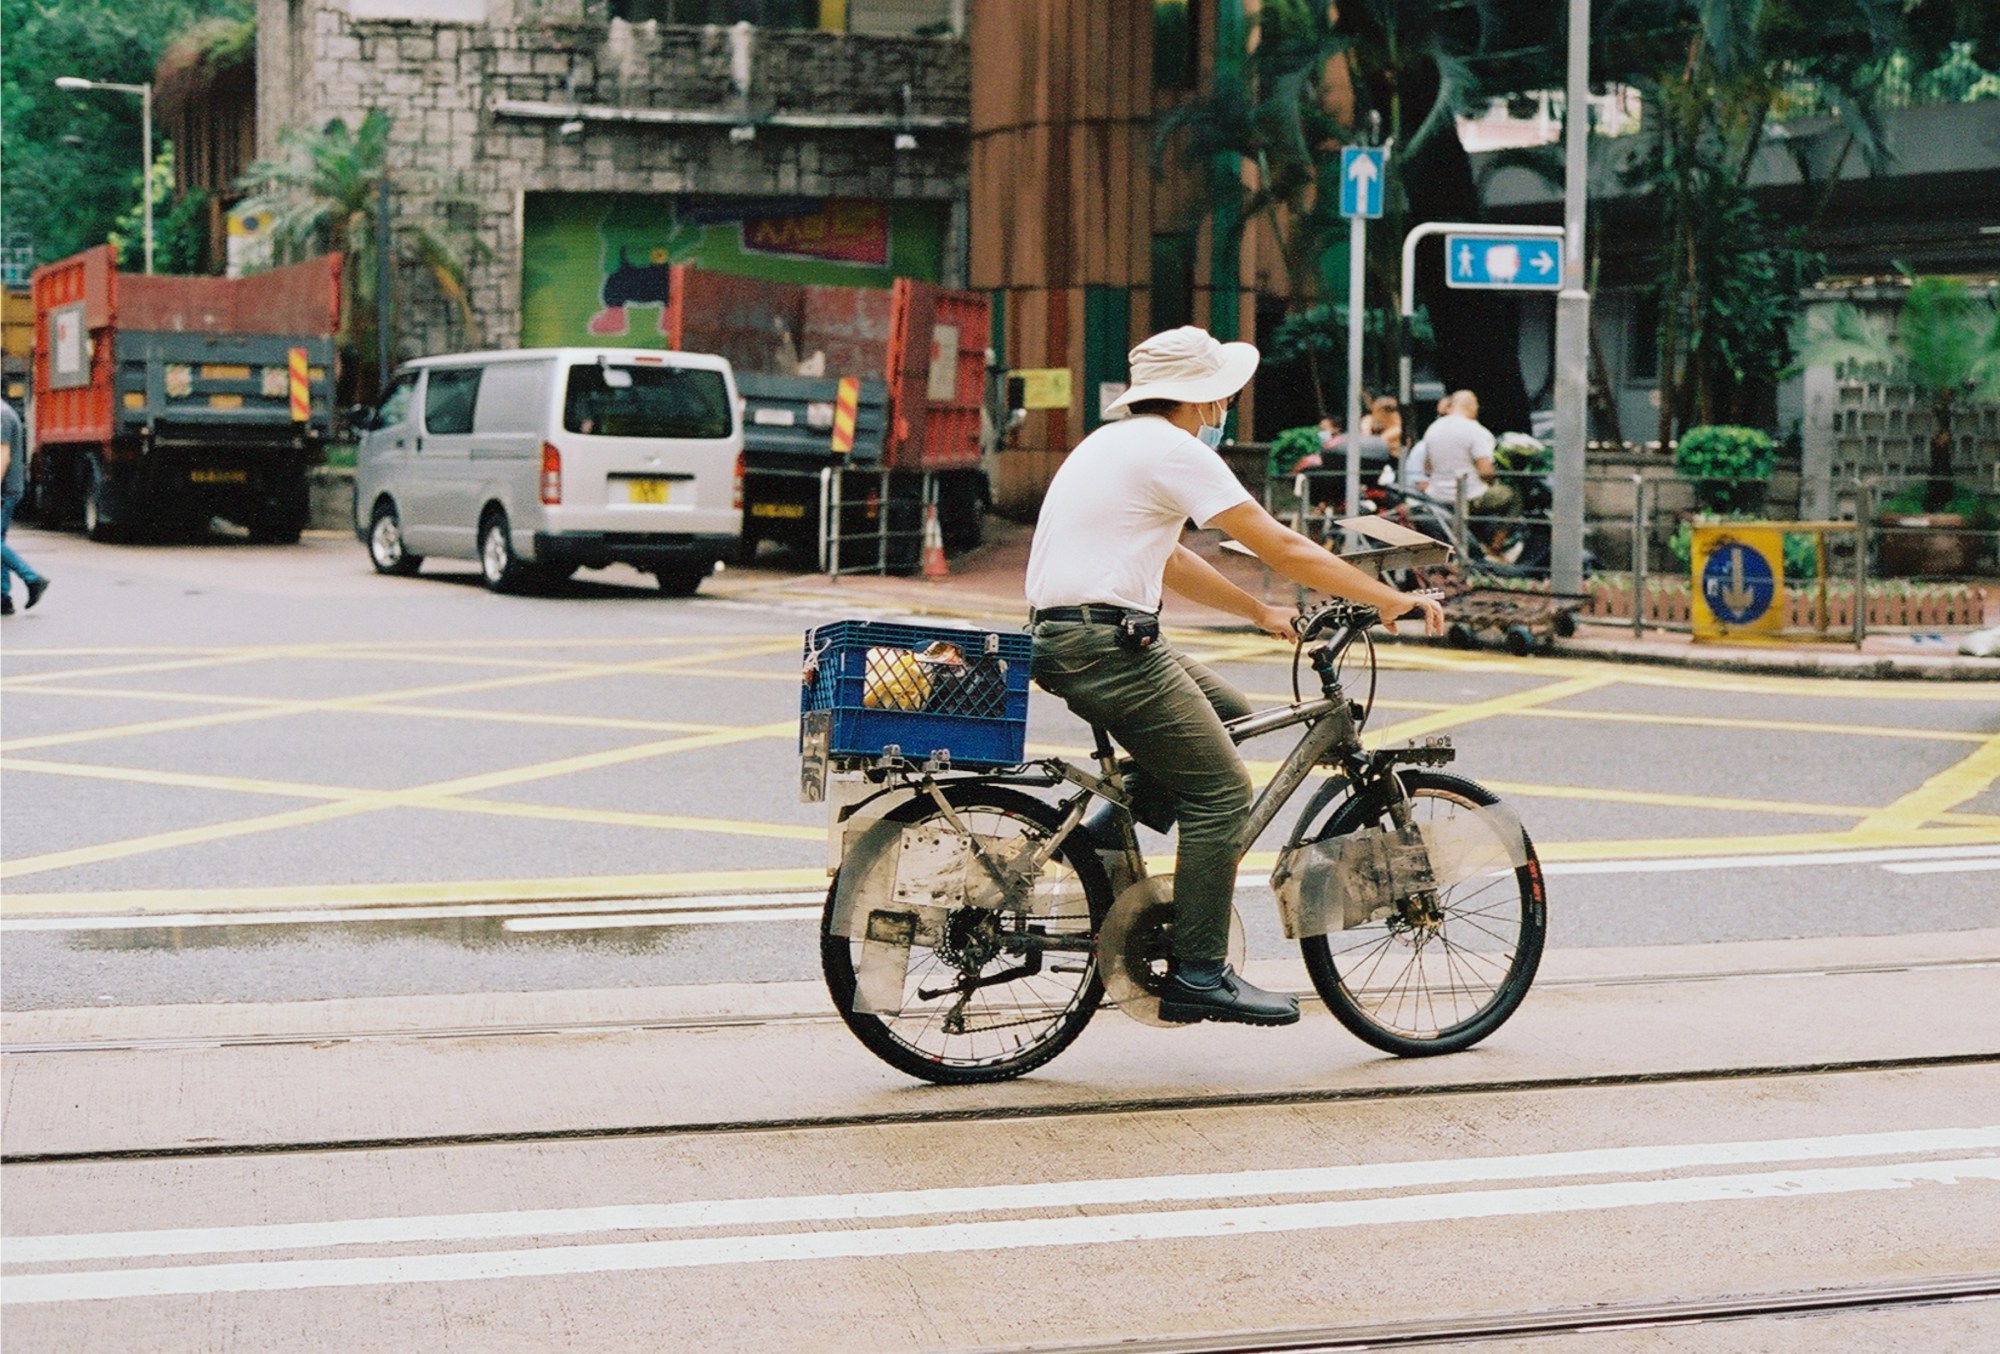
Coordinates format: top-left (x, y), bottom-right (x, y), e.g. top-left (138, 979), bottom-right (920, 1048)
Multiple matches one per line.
top-left (520, 193), bottom-right (948, 348)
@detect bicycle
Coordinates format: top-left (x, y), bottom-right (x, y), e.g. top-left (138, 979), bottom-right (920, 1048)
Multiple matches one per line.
top-left (810, 600), bottom-right (1547, 1085)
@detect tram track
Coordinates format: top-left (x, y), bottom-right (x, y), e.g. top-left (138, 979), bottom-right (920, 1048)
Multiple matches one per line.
top-left (4, 1050), bottom-right (1994, 1166)
top-left (955, 1274), bottom-right (2000, 1353)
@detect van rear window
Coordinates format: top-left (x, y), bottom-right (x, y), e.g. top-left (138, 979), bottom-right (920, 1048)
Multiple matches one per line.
top-left (563, 364), bottom-right (731, 439)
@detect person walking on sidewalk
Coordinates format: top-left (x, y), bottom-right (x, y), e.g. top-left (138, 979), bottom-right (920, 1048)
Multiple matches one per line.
top-left (1025, 326), bottom-right (1444, 1028)
top-left (2, 400), bottom-right (50, 618)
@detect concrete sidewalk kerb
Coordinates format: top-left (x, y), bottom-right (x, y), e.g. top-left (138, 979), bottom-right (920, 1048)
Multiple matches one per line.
top-left (718, 520), bottom-right (2000, 681)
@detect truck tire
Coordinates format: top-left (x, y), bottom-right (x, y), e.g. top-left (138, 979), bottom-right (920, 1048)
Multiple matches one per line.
top-left (655, 561), bottom-right (711, 597)
top-left (937, 472), bottom-right (988, 553)
top-left (83, 456), bottom-right (124, 543)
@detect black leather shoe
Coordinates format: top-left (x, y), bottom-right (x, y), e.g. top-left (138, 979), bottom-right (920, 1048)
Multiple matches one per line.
top-left (23, 576), bottom-right (48, 610)
top-left (0, 595), bottom-right (12, 616)
top-left (1158, 962), bottom-right (1300, 1026)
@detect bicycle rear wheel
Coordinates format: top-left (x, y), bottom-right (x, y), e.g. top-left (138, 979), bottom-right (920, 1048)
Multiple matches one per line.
top-left (1299, 770), bottom-right (1545, 1056)
top-left (821, 783), bottom-right (1112, 1084)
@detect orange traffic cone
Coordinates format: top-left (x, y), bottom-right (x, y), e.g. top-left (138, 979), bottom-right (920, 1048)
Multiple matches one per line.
top-left (921, 502), bottom-right (949, 579)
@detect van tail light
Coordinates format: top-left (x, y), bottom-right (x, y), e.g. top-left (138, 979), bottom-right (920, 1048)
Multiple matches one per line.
top-left (540, 442), bottom-right (562, 504)
top-left (732, 451), bottom-right (745, 510)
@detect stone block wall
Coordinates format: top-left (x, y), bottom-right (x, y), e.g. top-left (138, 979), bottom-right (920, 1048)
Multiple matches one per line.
top-left (257, 0), bottom-right (970, 362)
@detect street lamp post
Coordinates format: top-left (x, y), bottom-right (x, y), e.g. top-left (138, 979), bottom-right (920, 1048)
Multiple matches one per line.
top-left (55, 76), bottom-right (154, 275)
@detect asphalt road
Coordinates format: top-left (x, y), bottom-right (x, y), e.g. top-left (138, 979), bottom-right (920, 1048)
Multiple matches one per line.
top-left (2, 524), bottom-right (1997, 1009)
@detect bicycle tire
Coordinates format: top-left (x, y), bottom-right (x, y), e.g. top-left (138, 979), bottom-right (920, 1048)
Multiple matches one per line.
top-left (1298, 770), bottom-right (1546, 1057)
top-left (821, 783), bottom-right (1113, 1085)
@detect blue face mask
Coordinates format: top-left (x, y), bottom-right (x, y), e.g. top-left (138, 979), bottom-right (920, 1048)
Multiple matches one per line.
top-left (1197, 405), bottom-right (1226, 449)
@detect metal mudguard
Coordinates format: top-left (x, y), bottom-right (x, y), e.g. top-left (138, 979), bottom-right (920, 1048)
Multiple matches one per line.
top-left (829, 812), bottom-right (1062, 1015)
top-left (1274, 800), bottom-right (1529, 939)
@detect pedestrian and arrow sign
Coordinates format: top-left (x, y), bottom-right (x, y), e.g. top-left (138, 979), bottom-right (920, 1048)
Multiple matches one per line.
top-left (1445, 233), bottom-right (1563, 290)
top-left (1692, 526), bottom-right (1785, 639)
top-left (1339, 147), bottom-right (1386, 219)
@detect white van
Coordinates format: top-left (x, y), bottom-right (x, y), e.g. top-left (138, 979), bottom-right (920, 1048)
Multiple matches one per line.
top-left (353, 348), bottom-right (743, 595)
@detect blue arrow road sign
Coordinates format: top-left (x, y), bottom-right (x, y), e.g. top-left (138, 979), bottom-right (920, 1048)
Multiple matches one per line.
top-left (1445, 233), bottom-right (1563, 290)
top-left (1339, 147), bottom-right (1386, 219)
top-left (1701, 541), bottom-right (1777, 625)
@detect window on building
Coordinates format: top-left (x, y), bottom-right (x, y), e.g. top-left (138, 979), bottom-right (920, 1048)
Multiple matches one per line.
top-left (612, 0), bottom-right (818, 25)
top-left (1151, 233), bottom-right (1195, 333)
top-left (1626, 291), bottom-right (1660, 383)
top-left (1154, 1), bottom-right (1200, 91)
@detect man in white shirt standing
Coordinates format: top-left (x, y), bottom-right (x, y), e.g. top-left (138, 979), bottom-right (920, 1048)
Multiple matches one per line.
top-left (1026, 327), bottom-right (1444, 1027)
top-left (1415, 389), bottom-right (1517, 523)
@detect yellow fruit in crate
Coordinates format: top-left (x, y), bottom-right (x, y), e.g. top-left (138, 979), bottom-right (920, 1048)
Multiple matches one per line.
top-left (861, 647), bottom-right (933, 711)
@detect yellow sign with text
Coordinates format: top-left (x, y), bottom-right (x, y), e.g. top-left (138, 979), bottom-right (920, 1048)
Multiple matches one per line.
top-left (1691, 525), bottom-right (1785, 640)
top-left (1013, 368), bottom-right (1073, 410)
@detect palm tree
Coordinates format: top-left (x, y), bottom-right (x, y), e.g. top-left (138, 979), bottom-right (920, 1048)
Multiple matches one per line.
top-left (235, 110), bottom-right (481, 396)
top-left (1155, 1), bottom-right (1524, 428)
top-left (1796, 276), bottom-right (2000, 512)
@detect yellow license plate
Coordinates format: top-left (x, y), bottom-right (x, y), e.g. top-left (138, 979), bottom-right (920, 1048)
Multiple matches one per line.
top-left (190, 469), bottom-right (249, 484)
top-left (751, 502), bottom-right (806, 520)
top-left (626, 479), bottom-right (670, 504)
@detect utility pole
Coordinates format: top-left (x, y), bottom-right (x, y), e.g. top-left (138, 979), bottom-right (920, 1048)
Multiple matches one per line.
top-left (1550, 0), bottom-right (1593, 593)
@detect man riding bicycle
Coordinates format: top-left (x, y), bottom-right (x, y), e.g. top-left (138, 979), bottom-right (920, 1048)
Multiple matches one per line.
top-left (1025, 326), bottom-right (1446, 1028)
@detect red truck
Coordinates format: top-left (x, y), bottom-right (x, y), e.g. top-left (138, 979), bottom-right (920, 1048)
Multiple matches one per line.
top-left (29, 246), bottom-right (340, 543)
top-left (660, 269), bottom-right (992, 564)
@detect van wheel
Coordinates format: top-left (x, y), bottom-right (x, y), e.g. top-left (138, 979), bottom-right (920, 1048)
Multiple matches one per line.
top-left (655, 561), bottom-right (710, 597)
top-left (368, 501), bottom-right (423, 575)
top-left (479, 510), bottom-right (530, 593)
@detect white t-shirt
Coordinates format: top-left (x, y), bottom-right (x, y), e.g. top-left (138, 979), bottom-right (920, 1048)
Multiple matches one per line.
top-left (1026, 415), bottom-right (1253, 613)
top-left (1418, 413), bottom-right (1495, 502)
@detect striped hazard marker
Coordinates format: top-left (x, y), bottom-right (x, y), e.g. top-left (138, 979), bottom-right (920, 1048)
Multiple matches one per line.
top-left (288, 347), bottom-right (310, 423)
top-left (830, 376), bottom-right (859, 455)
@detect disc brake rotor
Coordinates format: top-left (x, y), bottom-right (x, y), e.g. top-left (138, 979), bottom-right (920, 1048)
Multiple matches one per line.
top-left (1098, 878), bottom-right (1246, 1027)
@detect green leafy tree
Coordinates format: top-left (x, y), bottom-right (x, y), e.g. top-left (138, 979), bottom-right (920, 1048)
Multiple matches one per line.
top-left (235, 110), bottom-right (486, 392)
top-left (1155, 2), bottom-right (1524, 428)
top-left (106, 143), bottom-right (209, 274)
top-left (1794, 276), bottom-right (2000, 511)
top-left (0, 0), bottom-right (246, 266)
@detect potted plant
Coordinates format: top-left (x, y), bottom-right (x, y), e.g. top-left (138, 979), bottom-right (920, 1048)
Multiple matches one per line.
top-left (1795, 275), bottom-right (2000, 576)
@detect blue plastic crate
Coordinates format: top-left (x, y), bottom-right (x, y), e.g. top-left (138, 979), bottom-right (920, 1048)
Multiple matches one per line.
top-left (801, 620), bottom-right (1032, 770)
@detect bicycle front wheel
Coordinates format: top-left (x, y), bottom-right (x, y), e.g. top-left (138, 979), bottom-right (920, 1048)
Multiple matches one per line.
top-left (1299, 770), bottom-right (1546, 1057)
top-left (821, 783), bottom-right (1112, 1084)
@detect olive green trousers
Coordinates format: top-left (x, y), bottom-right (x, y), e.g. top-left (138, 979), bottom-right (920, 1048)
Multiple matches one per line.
top-left (1029, 620), bottom-right (1252, 963)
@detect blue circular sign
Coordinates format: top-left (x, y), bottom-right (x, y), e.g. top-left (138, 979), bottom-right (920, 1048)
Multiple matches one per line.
top-left (1701, 541), bottom-right (1777, 624)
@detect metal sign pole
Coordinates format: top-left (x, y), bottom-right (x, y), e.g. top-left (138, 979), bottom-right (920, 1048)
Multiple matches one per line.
top-left (1344, 211), bottom-right (1365, 523)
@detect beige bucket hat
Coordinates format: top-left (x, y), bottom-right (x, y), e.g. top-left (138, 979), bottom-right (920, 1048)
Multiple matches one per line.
top-left (1104, 325), bottom-right (1260, 415)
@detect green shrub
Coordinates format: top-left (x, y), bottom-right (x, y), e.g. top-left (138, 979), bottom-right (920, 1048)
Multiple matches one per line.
top-left (1673, 425), bottom-right (1775, 513)
top-left (1666, 513), bottom-right (1820, 578)
top-left (1878, 482), bottom-right (1999, 530)
top-left (1268, 426), bottom-right (1323, 480)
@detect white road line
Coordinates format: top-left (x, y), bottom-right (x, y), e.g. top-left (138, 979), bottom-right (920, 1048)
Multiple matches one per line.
top-left (0, 893), bottom-right (830, 933)
top-left (1540, 844), bottom-right (2000, 876)
top-left (9, 1127), bottom-right (1995, 1264)
top-left (502, 907), bottom-right (822, 931)
top-left (8, 1157), bottom-right (1999, 1305)
top-left (4, 845), bottom-right (1996, 935)
top-left (1881, 859), bottom-right (2000, 875)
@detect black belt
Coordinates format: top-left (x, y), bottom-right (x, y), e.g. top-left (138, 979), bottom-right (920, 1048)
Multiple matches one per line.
top-left (1030, 604), bottom-right (1157, 625)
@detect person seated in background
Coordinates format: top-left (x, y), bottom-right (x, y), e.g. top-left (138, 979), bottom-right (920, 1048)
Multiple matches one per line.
top-left (1415, 390), bottom-right (1517, 522)
top-left (1361, 394), bottom-right (1403, 454)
